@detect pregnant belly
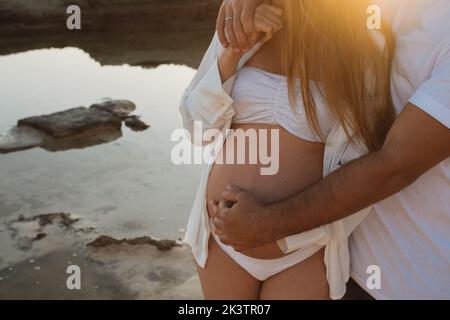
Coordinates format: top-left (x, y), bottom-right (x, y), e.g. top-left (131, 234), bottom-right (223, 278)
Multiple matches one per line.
top-left (206, 123), bottom-right (324, 259)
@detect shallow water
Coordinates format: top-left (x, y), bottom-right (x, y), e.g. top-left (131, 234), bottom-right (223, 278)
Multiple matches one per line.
top-left (0, 47), bottom-right (201, 245)
top-left (0, 47), bottom-right (205, 299)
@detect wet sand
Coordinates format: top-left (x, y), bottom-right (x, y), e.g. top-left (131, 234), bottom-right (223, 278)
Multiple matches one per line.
top-left (0, 213), bottom-right (202, 299)
top-left (0, 246), bottom-right (202, 300)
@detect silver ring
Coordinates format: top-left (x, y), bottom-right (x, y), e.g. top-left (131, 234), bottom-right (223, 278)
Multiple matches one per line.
top-left (225, 17), bottom-right (233, 23)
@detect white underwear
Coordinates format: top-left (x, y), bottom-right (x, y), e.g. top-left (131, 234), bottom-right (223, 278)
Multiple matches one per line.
top-left (211, 231), bottom-right (324, 281)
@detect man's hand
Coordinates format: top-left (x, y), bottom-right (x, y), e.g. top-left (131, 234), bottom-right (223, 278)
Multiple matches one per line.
top-left (210, 104), bottom-right (450, 249)
top-left (209, 185), bottom-right (278, 250)
top-left (216, 0), bottom-right (265, 51)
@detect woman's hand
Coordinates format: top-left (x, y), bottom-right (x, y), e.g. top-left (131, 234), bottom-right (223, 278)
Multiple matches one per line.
top-left (217, 4), bottom-right (284, 83)
top-left (216, 0), bottom-right (284, 50)
top-left (218, 47), bottom-right (243, 83)
top-left (253, 4), bottom-right (284, 44)
top-left (216, 0), bottom-right (265, 50)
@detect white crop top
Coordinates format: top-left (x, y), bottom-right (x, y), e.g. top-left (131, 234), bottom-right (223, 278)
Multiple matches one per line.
top-left (231, 66), bottom-right (336, 143)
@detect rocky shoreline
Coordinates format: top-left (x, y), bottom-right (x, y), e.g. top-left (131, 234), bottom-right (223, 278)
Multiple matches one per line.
top-left (0, 0), bottom-right (219, 68)
top-left (0, 0), bottom-right (209, 300)
top-left (0, 0), bottom-right (219, 35)
top-left (0, 212), bottom-right (201, 299)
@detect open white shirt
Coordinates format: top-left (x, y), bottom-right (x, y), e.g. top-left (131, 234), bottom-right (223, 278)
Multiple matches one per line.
top-left (350, 0), bottom-right (450, 300)
top-left (179, 33), bottom-right (375, 299)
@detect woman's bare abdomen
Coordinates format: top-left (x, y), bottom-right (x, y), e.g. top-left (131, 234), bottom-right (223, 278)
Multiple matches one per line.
top-left (206, 123), bottom-right (324, 259)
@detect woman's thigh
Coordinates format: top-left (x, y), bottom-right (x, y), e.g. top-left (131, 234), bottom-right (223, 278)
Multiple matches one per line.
top-left (259, 248), bottom-right (329, 300)
top-left (197, 236), bottom-right (261, 300)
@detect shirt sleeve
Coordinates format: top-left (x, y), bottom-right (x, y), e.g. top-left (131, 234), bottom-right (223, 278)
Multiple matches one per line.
top-left (409, 42), bottom-right (450, 128)
top-left (179, 32), bottom-right (236, 146)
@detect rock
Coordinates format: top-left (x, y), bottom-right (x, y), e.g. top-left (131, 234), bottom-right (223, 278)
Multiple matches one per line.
top-left (0, 0), bottom-right (219, 35)
top-left (0, 1), bottom-right (218, 69)
top-left (124, 116), bottom-right (150, 132)
top-left (17, 106), bottom-right (122, 139)
top-left (35, 233), bottom-right (47, 241)
top-left (7, 213), bottom-right (81, 252)
top-left (90, 100), bottom-right (136, 118)
top-left (40, 127), bottom-right (122, 152)
top-left (14, 213), bottom-right (80, 229)
top-left (1, 99), bottom-right (147, 153)
top-left (87, 235), bottom-right (182, 251)
top-left (12, 105), bottom-right (125, 152)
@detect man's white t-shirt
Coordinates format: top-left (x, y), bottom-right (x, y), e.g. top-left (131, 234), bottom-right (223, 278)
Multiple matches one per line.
top-left (350, 0), bottom-right (450, 299)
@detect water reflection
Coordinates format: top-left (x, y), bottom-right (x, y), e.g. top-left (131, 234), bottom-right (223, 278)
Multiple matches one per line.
top-left (0, 47), bottom-right (200, 242)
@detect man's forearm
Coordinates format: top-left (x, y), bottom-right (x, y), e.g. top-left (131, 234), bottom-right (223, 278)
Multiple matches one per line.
top-left (263, 104), bottom-right (450, 241)
top-left (267, 148), bottom-right (418, 239)
top-left (212, 105), bottom-right (449, 248)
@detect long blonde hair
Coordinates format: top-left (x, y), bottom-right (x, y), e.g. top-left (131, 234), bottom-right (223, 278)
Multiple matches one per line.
top-left (282, 0), bottom-right (395, 151)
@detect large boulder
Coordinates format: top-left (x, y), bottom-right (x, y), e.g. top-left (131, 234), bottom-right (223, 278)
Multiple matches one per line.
top-left (0, 99), bottom-right (147, 153)
top-left (17, 106), bottom-right (122, 139)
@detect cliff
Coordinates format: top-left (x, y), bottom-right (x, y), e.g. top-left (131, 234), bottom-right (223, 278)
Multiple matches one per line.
top-left (0, 0), bottom-right (220, 34)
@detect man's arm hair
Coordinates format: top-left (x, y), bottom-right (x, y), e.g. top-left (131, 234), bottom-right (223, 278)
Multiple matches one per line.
top-left (271, 104), bottom-right (450, 238)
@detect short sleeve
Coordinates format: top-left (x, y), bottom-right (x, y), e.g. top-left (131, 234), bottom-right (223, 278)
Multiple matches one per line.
top-left (409, 42), bottom-right (450, 128)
